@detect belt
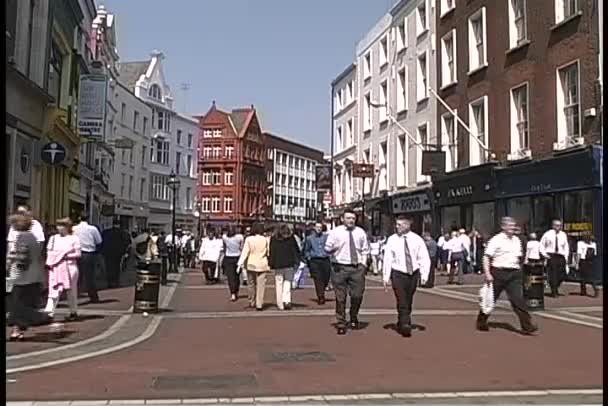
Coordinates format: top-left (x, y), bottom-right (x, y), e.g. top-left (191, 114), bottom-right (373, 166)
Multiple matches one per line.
top-left (491, 267), bottom-right (520, 272)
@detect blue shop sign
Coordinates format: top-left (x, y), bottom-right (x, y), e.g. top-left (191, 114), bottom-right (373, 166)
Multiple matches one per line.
top-left (496, 147), bottom-right (600, 198)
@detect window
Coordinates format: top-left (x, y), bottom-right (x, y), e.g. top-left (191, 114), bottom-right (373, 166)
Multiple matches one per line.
top-left (129, 147), bottom-right (134, 166)
top-left (347, 119), bottom-right (354, 146)
top-left (510, 83), bottom-right (529, 153)
top-left (347, 81), bottom-right (354, 104)
top-left (555, 0), bottom-right (579, 23)
top-left (509, 0), bottom-right (527, 48)
top-left (140, 178), bottom-right (146, 201)
top-left (122, 149), bottom-right (127, 165)
top-left (152, 139), bottom-right (170, 165)
top-left (379, 80), bottom-right (388, 122)
top-left (416, 0), bottom-right (428, 37)
top-left (128, 175), bottom-right (133, 199)
top-left (364, 93), bottom-right (371, 131)
top-left (133, 111), bottom-right (139, 131)
top-left (186, 155), bottom-right (192, 177)
top-left (557, 61), bottom-right (580, 141)
top-left (211, 197), bottom-right (221, 213)
top-left (185, 187), bottom-right (192, 210)
top-left (151, 175), bottom-right (169, 201)
top-left (397, 135), bottom-right (406, 187)
top-left (397, 68), bottom-right (407, 112)
top-left (202, 197), bottom-right (211, 213)
top-left (224, 197), bottom-right (233, 213)
top-left (48, 41), bottom-right (64, 105)
top-left (337, 125), bottom-right (343, 150)
top-left (441, 0), bottom-right (455, 17)
top-left (143, 117), bottom-right (148, 135)
top-left (379, 142), bottom-right (388, 191)
top-left (152, 110), bottom-right (156, 129)
top-left (142, 146), bottom-right (147, 166)
top-left (203, 129), bottom-right (213, 138)
top-left (213, 129), bottom-right (223, 138)
top-left (212, 171), bottom-right (221, 185)
top-left (364, 52), bottom-right (371, 79)
top-left (225, 171), bottom-right (234, 185)
top-left (442, 111), bottom-right (458, 172)
top-left (225, 146), bottom-right (234, 158)
top-left (416, 51), bottom-right (429, 101)
top-left (6, 0), bottom-right (18, 61)
top-left (120, 173), bottom-right (125, 197)
top-left (468, 8), bottom-right (487, 72)
top-left (203, 147), bottom-right (212, 158)
top-left (156, 110), bottom-right (171, 132)
top-left (441, 30), bottom-right (457, 87)
top-left (121, 103), bottom-right (126, 122)
top-left (468, 96), bottom-right (488, 166)
top-left (149, 84), bottom-right (162, 100)
top-left (213, 146), bottom-right (222, 158)
top-left (176, 151), bottom-right (182, 174)
top-left (177, 130), bottom-right (182, 145)
top-left (379, 34), bottom-right (389, 67)
top-left (396, 18), bottom-right (407, 51)
top-left (187, 133), bottom-right (193, 148)
top-left (202, 171), bottom-right (212, 185)
top-left (417, 123), bottom-right (429, 181)
top-left (336, 89), bottom-right (343, 111)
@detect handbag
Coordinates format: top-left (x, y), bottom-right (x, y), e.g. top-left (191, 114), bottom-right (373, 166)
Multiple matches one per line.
top-left (479, 282), bottom-right (495, 315)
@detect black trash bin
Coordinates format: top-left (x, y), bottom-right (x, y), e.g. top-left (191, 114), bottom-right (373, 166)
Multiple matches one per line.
top-left (133, 261), bottom-right (161, 314)
top-left (523, 263), bottom-right (545, 311)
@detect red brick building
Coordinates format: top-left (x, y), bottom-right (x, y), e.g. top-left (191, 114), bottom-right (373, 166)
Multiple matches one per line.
top-left (196, 102), bottom-right (267, 228)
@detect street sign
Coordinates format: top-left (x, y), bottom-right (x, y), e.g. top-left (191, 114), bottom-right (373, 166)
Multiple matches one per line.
top-left (78, 74), bottom-right (108, 141)
top-left (352, 163), bottom-right (374, 178)
top-left (40, 142), bottom-right (67, 165)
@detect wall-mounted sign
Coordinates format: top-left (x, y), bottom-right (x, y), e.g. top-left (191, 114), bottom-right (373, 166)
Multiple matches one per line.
top-left (41, 142), bottom-right (67, 165)
top-left (392, 192), bottom-right (431, 214)
top-left (352, 163), bottom-right (375, 178)
top-left (315, 164), bottom-right (332, 190)
top-left (78, 74), bottom-right (107, 141)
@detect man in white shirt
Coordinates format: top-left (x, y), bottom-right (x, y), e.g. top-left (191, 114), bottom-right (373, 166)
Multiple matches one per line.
top-left (576, 233), bottom-right (598, 297)
top-left (458, 228), bottom-right (471, 273)
top-left (325, 209), bottom-right (370, 335)
top-left (383, 216), bottom-right (431, 337)
top-left (539, 219), bottom-right (570, 297)
top-left (476, 217), bottom-right (537, 335)
top-left (74, 214), bottom-right (103, 302)
top-left (198, 230), bottom-right (224, 284)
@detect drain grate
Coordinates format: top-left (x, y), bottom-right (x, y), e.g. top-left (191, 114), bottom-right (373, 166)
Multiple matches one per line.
top-left (261, 351), bottom-right (335, 363)
top-left (153, 374), bottom-right (257, 390)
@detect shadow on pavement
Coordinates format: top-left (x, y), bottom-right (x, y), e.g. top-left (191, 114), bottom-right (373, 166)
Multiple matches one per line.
top-left (487, 321), bottom-right (530, 336)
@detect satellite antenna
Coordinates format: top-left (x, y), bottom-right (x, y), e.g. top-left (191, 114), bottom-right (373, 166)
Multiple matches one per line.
top-left (180, 82), bottom-right (191, 113)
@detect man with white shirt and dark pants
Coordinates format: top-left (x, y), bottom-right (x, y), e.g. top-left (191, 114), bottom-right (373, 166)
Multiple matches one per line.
top-left (74, 214), bottom-right (103, 303)
top-left (476, 217), bottom-right (537, 335)
top-left (540, 219), bottom-right (570, 297)
top-left (383, 216), bottom-right (431, 337)
top-left (325, 209), bottom-right (370, 335)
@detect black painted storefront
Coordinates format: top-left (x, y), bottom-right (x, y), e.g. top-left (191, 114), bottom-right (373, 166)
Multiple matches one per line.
top-left (390, 187), bottom-right (433, 235)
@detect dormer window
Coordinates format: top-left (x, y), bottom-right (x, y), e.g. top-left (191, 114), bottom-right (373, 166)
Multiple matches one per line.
top-left (149, 84), bottom-right (162, 100)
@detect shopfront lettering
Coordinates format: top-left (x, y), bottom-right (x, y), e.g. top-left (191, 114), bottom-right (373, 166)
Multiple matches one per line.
top-left (393, 193), bottom-right (431, 214)
top-left (530, 183), bottom-right (552, 193)
top-left (447, 186), bottom-right (473, 198)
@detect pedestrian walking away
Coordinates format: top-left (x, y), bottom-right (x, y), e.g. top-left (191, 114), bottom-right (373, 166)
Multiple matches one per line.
top-left (198, 230), bottom-right (224, 284)
top-left (269, 224), bottom-right (301, 310)
top-left (476, 217), bottom-right (538, 335)
top-left (445, 230), bottom-right (467, 285)
top-left (422, 231), bottom-right (437, 288)
top-left (158, 231), bottom-right (169, 282)
top-left (237, 223), bottom-right (270, 311)
top-left (324, 209), bottom-right (370, 335)
top-left (101, 221), bottom-right (131, 289)
top-left (222, 227), bottom-right (244, 301)
top-left (382, 217), bottom-right (431, 338)
top-left (303, 222), bottom-right (331, 304)
top-left (74, 214), bottom-right (103, 303)
top-left (44, 218), bottom-right (81, 321)
top-left (576, 232), bottom-right (598, 297)
top-left (540, 219), bottom-right (570, 297)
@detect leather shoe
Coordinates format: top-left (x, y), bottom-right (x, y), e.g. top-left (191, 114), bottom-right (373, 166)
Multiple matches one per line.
top-left (521, 324), bottom-right (539, 335)
top-left (399, 326), bottom-right (412, 337)
top-left (350, 320), bottom-right (361, 330)
top-left (318, 298), bottom-right (326, 305)
top-left (337, 327), bottom-right (347, 335)
top-left (476, 313), bottom-right (489, 332)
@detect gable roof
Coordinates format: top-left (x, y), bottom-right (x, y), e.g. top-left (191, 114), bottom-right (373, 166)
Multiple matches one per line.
top-left (229, 109), bottom-right (254, 136)
top-left (117, 61), bottom-right (150, 91)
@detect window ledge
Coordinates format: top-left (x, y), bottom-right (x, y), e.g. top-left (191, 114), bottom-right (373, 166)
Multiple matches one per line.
top-left (468, 64), bottom-right (488, 76)
top-left (416, 28), bottom-right (429, 39)
top-left (506, 39), bottom-right (531, 55)
top-left (440, 7), bottom-right (455, 19)
top-left (380, 62), bottom-right (388, 70)
top-left (396, 108), bottom-right (408, 115)
top-left (551, 11), bottom-right (583, 31)
top-left (440, 81), bottom-right (458, 91)
top-left (417, 96), bottom-right (430, 104)
top-left (379, 118), bottom-right (389, 125)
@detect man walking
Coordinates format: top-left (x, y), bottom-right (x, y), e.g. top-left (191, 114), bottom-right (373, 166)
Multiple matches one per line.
top-left (101, 221), bottom-right (131, 288)
top-left (476, 217), bottom-right (538, 335)
top-left (303, 222), bottom-right (331, 305)
top-left (325, 209), bottom-right (370, 335)
top-left (382, 217), bottom-right (430, 337)
top-left (540, 219), bottom-right (570, 297)
top-left (74, 214), bottom-right (103, 302)
top-left (422, 231), bottom-right (437, 288)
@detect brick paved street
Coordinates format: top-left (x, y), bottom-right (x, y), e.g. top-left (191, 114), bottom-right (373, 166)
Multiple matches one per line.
top-left (5, 269), bottom-right (603, 404)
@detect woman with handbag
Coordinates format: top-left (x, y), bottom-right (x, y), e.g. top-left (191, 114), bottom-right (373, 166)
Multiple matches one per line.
top-left (269, 224), bottom-right (301, 310)
top-left (237, 223), bottom-right (270, 311)
top-left (577, 233), bottom-right (598, 298)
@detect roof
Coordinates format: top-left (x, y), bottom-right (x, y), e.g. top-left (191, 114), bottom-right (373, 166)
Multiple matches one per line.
top-left (264, 132), bottom-right (326, 160)
top-left (229, 109), bottom-right (253, 135)
top-left (331, 63), bottom-right (356, 87)
top-left (117, 61), bottom-right (150, 91)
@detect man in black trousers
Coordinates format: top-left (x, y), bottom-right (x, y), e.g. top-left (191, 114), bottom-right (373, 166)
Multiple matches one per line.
top-left (382, 216), bottom-right (431, 337)
top-left (303, 222), bottom-right (331, 304)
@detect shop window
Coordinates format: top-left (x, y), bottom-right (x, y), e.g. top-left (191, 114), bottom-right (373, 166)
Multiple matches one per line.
top-left (441, 206), bottom-right (460, 233)
top-left (532, 195), bottom-right (555, 234)
top-left (563, 190), bottom-right (593, 242)
top-left (507, 197), bottom-right (532, 237)
top-left (473, 202), bottom-right (495, 240)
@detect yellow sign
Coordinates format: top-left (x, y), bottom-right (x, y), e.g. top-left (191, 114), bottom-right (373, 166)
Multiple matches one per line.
top-left (563, 222), bottom-right (592, 232)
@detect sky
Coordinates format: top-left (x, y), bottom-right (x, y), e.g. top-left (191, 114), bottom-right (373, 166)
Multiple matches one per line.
top-left (102, 0), bottom-right (396, 153)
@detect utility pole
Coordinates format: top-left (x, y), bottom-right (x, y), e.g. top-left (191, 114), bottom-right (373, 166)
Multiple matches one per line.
top-left (180, 83), bottom-right (191, 114)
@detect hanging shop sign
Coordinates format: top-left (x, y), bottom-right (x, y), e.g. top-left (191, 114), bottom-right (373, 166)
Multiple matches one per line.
top-left (352, 163), bottom-right (375, 178)
top-left (41, 142), bottom-right (67, 165)
top-left (315, 164), bottom-right (332, 190)
top-left (392, 192), bottom-right (431, 214)
top-left (78, 74), bottom-right (108, 141)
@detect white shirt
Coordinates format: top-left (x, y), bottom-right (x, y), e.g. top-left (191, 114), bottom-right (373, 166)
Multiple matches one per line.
top-left (7, 219), bottom-right (45, 243)
top-left (382, 232), bottom-right (431, 284)
top-left (437, 236), bottom-right (446, 248)
top-left (165, 234), bottom-right (182, 247)
top-left (459, 234), bottom-right (471, 252)
top-left (74, 221), bottom-right (102, 253)
top-left (370, 242), bottom-right (380, 256)
top-left (577, 241), bottom-right (597, 260)
top-left (484, 232), bottom-right (522, 270)
top-left (539, 229), bottom-right (569, 258)
top-left (444, 238), bottom-right (467, 254)
top-left (525, 240), bottom-right (541, 262)
top-left (198, 237), bottom-right (224, 262)
top-left (324, 225), bottom-right (370, 266)
top-left (180, 235), bottom-right (191, 246)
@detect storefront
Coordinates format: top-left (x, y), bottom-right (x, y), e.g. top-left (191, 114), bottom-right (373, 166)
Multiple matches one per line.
top-left (390, 187), bottom-right (433, 235)
top-left (432, 163), bottom-right (499, 240)
top-left (367, 193), bottom-right (391, 236)
top-left (496, 145), bottom-right (603, 282)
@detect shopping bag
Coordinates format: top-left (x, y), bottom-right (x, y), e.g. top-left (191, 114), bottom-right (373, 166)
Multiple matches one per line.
top-left (479, 282), bottom-right (495, 315)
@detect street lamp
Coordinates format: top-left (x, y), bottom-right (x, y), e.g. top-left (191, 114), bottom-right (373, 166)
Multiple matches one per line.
top-left (288, 203), bottom-right (295, 224)
top-left (194, 201), bottom-right (202, 238)
top-left (167, 169), bottom-right (181, 281)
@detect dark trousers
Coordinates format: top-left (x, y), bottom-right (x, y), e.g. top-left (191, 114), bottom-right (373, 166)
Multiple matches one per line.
top-left (391, 270), bottom-right (419, 329)
top-left (104, 255), bottom-right (122, 288)
top-left (8, 283), bottom-right (48, 331)
top-left (478, 268), bottom-right (533, 330)
top-left (331, 264), bottom-right (366, 328)
top-left (79, 252), bottom-right (99, 301)
top-left (202, 260), bottom-right (218, 282)
top-left (422, 259), bottom-right (436, 288)
top-left (223, 256), bottom-right (240, 295)
top-left (579, 260), bottom-right (598, 296)
top-left (546, 254), bottom-right (566, 295)
top-left (309, 258), bottom-right (331, 300)
top-left (160, 256), bottom-right (169, 283)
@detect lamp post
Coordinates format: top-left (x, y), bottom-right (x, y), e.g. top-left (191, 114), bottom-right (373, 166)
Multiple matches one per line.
top-left (288, 204), bottom-right (295, 224)
top-left (167, 170), bottom-right (181, 280)
top-left (194, 201), bottom-right (202, 238)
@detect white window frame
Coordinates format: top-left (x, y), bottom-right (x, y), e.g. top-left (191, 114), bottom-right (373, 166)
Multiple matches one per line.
top-left (211, 197), bottom-right (221, 213)
top-left (508, 0), bottom-right (528, 49)
top-left (416, 0), bottom-right (429, 37)
top-left (212, 146), bottom-right (222, 158)
top-left (224, 197), bottom-right (233, 213)
top-left (379, 80), bottom-right (389, 123)
top-left (441, 111), bottom-right (458, 172)
top-left (416, 50), bottom-right (429, 102)
top-left (509, 82), bottom-right (530, 154)
top-left (556, 60), bottom-right (581, 143)
top-left (364, 92), bottom-right (372, 131)
top-left (337, 125), bottom-right (343, 150)
top-left (555, 0), bottom-right (579, 24)
top-left (440, 0), bottom-right (456, 18)
top-left (202, 171), bottom-right (212, 186)
top-left (416, 122), bottom-right (429, 181)
top-left (212, 170), bottom-right (222, 185)
top-left (378, 141), bottom-right (389, 191)
top-left (225, 170), bottom-right (233, 185)
top-left (203, 147), bottom-right (212, 158)
top-left (225, 145), bottom-right (234, 158)
top-left (396, 134), bottom-right (407, 187)
top-left (397, 67), bottom-right (408, 112)
top-left (202, 197), bottom-right (210, 213)
top-left (347, 118), bottom-right (354, 146)
top-left (396, 17), bottom-right (407, 51)
top-left (379, 34), bottom-right (389, 68)
top-left (212, 129), bottom-right (222, 138)
top-left (468, 96), bottom-right (489, 166)
top-left (364, 52), bottom-right (372, 80)
top-left (441, 29), bottom-right (457, 88)
top-left (347, 81), bottom-right (354, 104)
top-left (468, 7), bottom-right (488, 74)
top-left (203, 129), bottom-right (213, 138)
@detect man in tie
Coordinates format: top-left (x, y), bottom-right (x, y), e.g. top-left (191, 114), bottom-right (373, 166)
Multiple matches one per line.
top-left (540, 219), bottom-right (570, 297)
top-left (382, 216), bottom-right (431, 337)
top-left (325, 209), bottom-right (370, 335)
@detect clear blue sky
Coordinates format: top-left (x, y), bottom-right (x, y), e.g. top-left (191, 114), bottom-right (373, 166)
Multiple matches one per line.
top-left (102, 0), bottom-right (395, 153)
